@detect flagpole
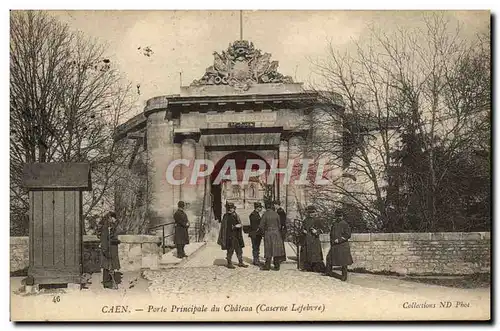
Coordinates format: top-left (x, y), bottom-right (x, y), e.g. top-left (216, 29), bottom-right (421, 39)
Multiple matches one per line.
top-left (240, 10), bottom-right (243, 40)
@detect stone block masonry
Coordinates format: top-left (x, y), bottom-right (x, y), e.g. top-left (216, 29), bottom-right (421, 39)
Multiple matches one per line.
top-left (11, 232), bottom-right (490, 276)
top-left (319, 232), bottom-right (490, 275)
top-left (10, 235), bottom-right (162, 275)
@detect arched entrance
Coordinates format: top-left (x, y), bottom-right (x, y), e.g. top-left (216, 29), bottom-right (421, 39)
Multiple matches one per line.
top-left (210, 151), bottom-right (273, 225)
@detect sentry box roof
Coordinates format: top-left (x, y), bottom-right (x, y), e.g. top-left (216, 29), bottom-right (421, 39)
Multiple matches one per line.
top-left (22, 163), bottom-right (92, 190)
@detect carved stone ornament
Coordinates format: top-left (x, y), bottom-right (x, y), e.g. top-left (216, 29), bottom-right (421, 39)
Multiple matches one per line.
top-left (191, 40), bottom-right (294, 91)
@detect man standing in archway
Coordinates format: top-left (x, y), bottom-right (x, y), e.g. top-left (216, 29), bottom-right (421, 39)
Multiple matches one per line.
top-left (217, 202), bottom-right (248, 269)
top-left (274, 200), bottom-right (287, 239)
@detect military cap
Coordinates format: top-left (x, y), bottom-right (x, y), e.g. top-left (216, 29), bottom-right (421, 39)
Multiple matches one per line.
top-left (254, 202), bottom-right (262, 209)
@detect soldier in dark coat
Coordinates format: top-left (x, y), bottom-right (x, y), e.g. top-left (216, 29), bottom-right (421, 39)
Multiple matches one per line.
top-left (325, 209), bottom-right (353, 281)
top-left (259, 201), bottom-right (287, 271)
top-left (274, 200), bottom-right (287, 239)
top-left (174, 201), bottom-right (190, 258)
top-left (217, 202), bottom-right (248, 269)
top-left (98, 212), bottom-right (121, 289)
top-left (299, 205), bottom-right (325, 273)
top-left (249, 202), bottom-right (263, 265)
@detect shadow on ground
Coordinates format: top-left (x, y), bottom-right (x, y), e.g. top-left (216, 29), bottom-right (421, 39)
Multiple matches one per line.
top-left (213, 258), bottom-right (227, 266)
top-left (401, 273), bottom-right (490, 289)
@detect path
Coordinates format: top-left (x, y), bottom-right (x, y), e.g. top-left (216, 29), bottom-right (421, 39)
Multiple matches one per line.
top-left (182, 234), bottom-right (296, 268)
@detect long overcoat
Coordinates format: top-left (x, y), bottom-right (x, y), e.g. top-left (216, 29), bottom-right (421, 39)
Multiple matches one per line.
top-left (174, 209), bottom-right (190, 245)
top-left (248, 210), bottom-right (262, 238)
top-left (99, 220), bottom-right (121, 270)
top-left (259, 209), bottom-right (286, 259)
top-left (299, 216), bottom-right (324, 265)
top-left (276, 207), bottom-right (287, 238)
top-left (217, 212), bottom-right (245, 250)
top-left (326, 220), bottom-right (354, 267)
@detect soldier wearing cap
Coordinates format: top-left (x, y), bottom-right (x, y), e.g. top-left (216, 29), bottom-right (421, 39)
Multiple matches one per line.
top-left (299, 205), bottom-right (325, 273)
top-left (174, 201), bottom-right (190, 258)
top-left (325, 209), bottom-right (353, 281)
top-left (217, 202), bottom-right (248, 269)
top-left (249, 202), bottom-right (263, 265)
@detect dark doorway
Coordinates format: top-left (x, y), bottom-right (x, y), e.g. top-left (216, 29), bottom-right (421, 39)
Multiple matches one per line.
top-left (211, 183), bottom-right (222, 222)
top-left (210, 151), bottom-right (272, 224)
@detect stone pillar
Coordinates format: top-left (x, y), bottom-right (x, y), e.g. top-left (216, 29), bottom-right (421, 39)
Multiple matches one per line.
top-left (172, 143), bottom-right (182, 210)
top-left (146, 111), bottom-right (176, 241)
top-left (279, 139), bottom-right (289, 211)
top-left (287, 136), bottom-right (305, 220)
top-left (181, 139), bottom-right (198, 230)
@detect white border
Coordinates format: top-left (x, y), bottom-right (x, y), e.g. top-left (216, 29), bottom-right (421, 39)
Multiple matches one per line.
top-left (1, 2), bottom-right (496, 330)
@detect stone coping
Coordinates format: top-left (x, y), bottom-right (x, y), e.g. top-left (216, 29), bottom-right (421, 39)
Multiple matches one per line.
top-left (11, 235), bottom-right (162, 244)
top-left (318, 232), bottom-right (490, 242)
top-left (11, 232), bottom-right (489, 245)
top-left (180, 83), bottom-right (305, 97)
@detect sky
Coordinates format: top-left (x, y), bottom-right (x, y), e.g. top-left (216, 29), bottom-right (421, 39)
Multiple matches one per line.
top-left (46, 10), bottom-right (490, 119)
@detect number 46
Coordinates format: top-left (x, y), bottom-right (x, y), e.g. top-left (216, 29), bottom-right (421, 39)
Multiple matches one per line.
top-left (52, 295), bottom-right (60, 303)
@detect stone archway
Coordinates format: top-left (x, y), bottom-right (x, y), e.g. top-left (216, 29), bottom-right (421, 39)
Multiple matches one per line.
top-left (209, 151), bottom-right (272, 225)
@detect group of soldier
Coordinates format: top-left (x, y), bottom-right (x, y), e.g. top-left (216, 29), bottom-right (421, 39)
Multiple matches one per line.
top-left (300, 205), bottom-right (354, 281)
top-left (217, 200), bottom-right (288, 270)
top-left (174, 199), bottom-right (354, 281)
top-left (98, 198), bottom-right (354, 289)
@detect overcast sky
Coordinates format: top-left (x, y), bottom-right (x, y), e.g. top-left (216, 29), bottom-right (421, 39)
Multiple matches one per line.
top-left (48, 10), bottom-right (489, 117)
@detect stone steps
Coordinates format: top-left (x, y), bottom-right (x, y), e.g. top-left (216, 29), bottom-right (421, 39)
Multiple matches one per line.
top-left (158, 242), bottom-right (207, 268)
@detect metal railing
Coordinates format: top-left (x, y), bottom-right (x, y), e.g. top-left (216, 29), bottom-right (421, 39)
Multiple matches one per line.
top-left (149, 222), bottom-right (175, 255)
top-left (149, 179), bottom-right (211, 254)
top-left (149, 221), bottom-right (205, 255)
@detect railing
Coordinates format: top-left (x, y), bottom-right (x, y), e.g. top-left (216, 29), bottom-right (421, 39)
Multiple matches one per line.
top-left (149, 222), bottom-right (175, 255)
top-left (149, 221), bottom-right (204, 255)
top-left (148, 179), bottom-right (212, 254)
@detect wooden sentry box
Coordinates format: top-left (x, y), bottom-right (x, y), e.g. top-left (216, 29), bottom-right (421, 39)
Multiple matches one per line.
top-left (22, 163), bottom-right (91, 285)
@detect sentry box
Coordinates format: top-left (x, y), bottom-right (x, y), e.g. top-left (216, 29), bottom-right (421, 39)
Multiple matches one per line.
top-left (22, 163), bottom-right (92, 287)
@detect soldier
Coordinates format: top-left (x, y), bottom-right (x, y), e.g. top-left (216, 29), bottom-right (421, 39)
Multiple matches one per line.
top-left (217, 202), bottom-right (248, 269)
top-left (249, 202), bottom-right (263, 265)
top-left (299, 205), bottom-right (325, 273)
top-left (274, 200), bottom-right (287, 239)
top-left (98, 211), bottom-right (121, 289)
top-left (259, 201), bottom-right (287, 271)
top-left (325, 209), bottom-right (353, 281)
top-left (174, 201), bottom-right (190, 258)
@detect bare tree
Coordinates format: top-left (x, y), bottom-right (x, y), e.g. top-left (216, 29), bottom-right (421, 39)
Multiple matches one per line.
top-left (10, 11), bottom-right (136, 234)
top-left (306, 13), bottom-right (490, 232)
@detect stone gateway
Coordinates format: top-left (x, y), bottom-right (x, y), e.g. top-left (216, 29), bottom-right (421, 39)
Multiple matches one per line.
top-left (115, 40), bottom-right (342, 242)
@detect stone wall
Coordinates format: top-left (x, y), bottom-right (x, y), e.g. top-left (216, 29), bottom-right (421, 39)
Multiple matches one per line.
top-left (319, 232), bottom-right (491, 275)
top-left (10, 235), bottom-right (162, 275)
top-left (12, 232), bottom-right (491, 276)
top-left (10, 237), bottom-right (29, 274)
